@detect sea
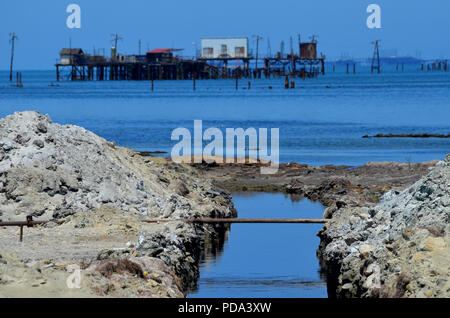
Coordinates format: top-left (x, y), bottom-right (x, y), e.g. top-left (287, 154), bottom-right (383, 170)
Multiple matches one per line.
top-left (1, 66), bottom-right (449, 166)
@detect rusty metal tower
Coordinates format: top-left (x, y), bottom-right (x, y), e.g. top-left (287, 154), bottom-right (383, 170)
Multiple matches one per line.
top-left (9, 32), bottom-right (18, 82)
top-left (252, 35), bottom-right (263, 70)
top-left (266, 38), bottom-right (272, 58)
top-left (371, 40), bottom-right (381, 74)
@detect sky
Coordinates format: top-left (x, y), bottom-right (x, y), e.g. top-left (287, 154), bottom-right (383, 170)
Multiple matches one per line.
top-left (1, 0), bottom-right (449, 70)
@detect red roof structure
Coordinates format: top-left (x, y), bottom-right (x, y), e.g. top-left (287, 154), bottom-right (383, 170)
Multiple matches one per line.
top-left (147, 48), bottom-right (174, 54)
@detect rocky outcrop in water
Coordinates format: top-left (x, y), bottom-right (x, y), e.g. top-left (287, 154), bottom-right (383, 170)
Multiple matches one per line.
top-left (318, 155), bottom-right (450, 298)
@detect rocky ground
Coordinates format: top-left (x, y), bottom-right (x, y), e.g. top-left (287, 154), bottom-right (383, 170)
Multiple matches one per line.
top-left (317, 155), bottom-right (450, 298)
top-left (0, 111), bottom-right (235, 297)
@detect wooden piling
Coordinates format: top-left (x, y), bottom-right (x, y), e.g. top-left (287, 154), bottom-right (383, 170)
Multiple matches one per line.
top-left (9, 33), bottom-right (17, 82)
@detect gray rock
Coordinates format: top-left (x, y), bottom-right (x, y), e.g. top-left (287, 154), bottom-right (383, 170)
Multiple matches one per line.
top-left (33, 139), bottom-right (44, 149)
top-left (318, 155), bottom-right (450, 298)
top-left (0, 141), bottom-right (13, 152)
top-left (175, 182), bottom-right (190, 197)
top-left (36, 122), bottom-right (48, 134)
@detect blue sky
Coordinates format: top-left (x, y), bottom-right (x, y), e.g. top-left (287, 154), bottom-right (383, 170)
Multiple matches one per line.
top-left (1, 0), bottom-right (449, 70)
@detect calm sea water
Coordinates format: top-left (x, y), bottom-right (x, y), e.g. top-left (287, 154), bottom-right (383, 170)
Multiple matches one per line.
top-left (188, 193), bottom-right (327, 298)
top-left (1, 67), bottom-right (449, 166)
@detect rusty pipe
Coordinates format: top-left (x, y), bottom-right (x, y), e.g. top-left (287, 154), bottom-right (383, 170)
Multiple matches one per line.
top-left (0, 216), bottom-right (48, 242)
top-left (143, 218), bottom-right (328, 224)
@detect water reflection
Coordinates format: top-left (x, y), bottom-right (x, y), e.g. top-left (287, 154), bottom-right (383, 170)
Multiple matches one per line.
top-left (198, 223), bottom-right (230, 267)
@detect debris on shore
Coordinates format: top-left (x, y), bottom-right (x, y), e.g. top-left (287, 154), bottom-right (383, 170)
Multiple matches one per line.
top-left (0, 111), bottom-right (236, 297)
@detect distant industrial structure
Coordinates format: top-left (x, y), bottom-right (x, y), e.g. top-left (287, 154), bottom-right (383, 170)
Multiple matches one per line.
top-left (55, 35), bottom-right (326, 81)
top-left (328, 55), bottom-right (448, 74)
top-left (328, 42), bottom-right (448, 73)
top-left (263, 38), bottom-right (325, 79)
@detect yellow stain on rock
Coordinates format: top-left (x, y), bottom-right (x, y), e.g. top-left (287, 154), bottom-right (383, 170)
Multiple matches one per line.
top-left (413, 252), bottom-right (427, 261)
top-left (425, 237), bottom-right (447, 252)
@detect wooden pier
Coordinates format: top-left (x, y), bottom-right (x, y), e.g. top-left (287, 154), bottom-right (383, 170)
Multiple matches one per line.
top-left (55, 44), bottom-right (326, 82)
top-left (56, 57), bottom-right (325, 81)
top-left (56, 60), bottom-right (211, 81)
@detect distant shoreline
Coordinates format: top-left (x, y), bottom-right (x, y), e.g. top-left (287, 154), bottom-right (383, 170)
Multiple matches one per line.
top-left (363, 133), bottom-right (450, 138)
